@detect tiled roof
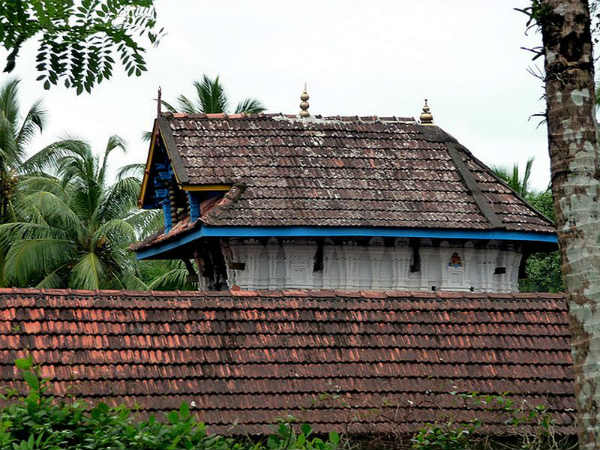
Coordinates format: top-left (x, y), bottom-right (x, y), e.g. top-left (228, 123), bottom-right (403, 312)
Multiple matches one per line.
top-left (152, 113), bottom-right (554, 232)
top-left (0, 288), bottom-right (574, 436)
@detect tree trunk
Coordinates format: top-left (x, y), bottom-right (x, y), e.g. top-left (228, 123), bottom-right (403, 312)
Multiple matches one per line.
top-left (539, 1), bottom-right (600, 447)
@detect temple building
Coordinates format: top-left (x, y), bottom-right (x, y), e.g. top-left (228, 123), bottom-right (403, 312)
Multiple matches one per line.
top-left (0, 93), bottom-right (572, 441)
top-left (132, 92), bottom-right (556, 292)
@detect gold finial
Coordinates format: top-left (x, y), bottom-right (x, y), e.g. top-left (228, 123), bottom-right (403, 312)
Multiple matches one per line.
top-left (420, 98), bottom-right (433, 125)
top-left (299, 83), bottom-right (310, 118)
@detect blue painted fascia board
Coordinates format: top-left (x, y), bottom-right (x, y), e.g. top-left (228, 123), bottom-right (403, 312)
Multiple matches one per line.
top-left (135, 225), bottom-right (558, 260)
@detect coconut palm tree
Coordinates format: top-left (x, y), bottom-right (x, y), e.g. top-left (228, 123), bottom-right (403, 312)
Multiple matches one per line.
top-left (0, 78), bottom-right (83, 224)
top-left (0, 136), bottom-right (162, 289)
top-left (162, 74), bottom-right (265, 115)
top-left (491, 157), bottom-right (534, 197)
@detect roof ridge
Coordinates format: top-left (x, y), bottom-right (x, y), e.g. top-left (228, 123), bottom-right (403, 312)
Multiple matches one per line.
top-left (0, 286), bottom-right (566, 300)
top-left (160, 112), bottom-right (416, 123)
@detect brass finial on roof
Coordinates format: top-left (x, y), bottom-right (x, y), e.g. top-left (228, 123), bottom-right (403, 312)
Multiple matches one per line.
top-left (299, 83), bottom-right (310, 118)
top-left (420, 98), bottom-right (433, 125)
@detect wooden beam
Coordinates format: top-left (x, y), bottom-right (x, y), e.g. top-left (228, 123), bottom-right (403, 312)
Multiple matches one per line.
top-left (182, 185), bottom-right (231, 192)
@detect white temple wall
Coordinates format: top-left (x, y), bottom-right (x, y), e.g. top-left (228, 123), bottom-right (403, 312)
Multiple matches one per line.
top-left (223, 238), bottom-right (522, 293)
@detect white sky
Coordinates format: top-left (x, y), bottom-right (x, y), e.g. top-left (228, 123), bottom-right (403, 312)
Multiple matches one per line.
top-left (2, 0), bottom-right (551, 191)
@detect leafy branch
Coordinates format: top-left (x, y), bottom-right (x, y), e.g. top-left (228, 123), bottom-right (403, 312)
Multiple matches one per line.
top-left (0, 0), bottom-right (165, 93)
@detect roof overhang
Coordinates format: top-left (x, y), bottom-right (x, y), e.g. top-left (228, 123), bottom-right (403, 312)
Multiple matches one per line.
top-left (135, 225), bottom-right (558, 260)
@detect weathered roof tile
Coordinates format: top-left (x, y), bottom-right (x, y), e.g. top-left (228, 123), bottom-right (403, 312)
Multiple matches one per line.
top-left (135, 114), bottom-right (555, 251)
top-left (0, 288), bottom-right (574, 435)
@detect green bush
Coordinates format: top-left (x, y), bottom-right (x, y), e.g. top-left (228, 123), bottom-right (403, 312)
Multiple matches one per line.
top-left (0, 357), bottom-right (341, 450)
top-left (410, 392), bottom-right (575, 450)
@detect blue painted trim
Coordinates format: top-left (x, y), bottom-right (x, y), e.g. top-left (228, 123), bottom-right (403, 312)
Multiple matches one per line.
top-left (199, 226), bottom-right (558, 242)
top-left (187, 192), bottom-right (201, 222)
top-left (161, 200), bottom-right (173, 232)
top-left (135, 225), bottom-right (558, 260)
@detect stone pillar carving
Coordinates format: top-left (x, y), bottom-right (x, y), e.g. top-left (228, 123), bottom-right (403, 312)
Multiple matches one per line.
top-left (341, 242), bottom-right (359, 290)
top-left (463, 241), bottom-right (478, 291)
top-left (267, 238), bottom-right (285, 289)
top-left (283, 241), bottom-right (316, 289)
top-left (323, 242), bottom-right (341, 289)
top-left (368, 238), bottom-right (389, 289)
top-left (420, 241), bottom-right (441, 291)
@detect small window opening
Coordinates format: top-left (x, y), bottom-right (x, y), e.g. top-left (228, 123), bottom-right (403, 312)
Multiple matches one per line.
top-left (494, 267), bottom-right (506, 275)
top-left (313, 241), bottom-right (324, 272)
top-left (410, 241), bottom-right (421, 273)
top-left (431, 286), bottom-right (437, 292)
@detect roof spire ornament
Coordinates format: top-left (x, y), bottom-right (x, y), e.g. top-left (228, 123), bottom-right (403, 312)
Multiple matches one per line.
top-left (299, 83), bottom-right (310, 118)
top-left (157, 86), bottom-right (162, 117)
top-left (420, 98), bottom-right (433, 125)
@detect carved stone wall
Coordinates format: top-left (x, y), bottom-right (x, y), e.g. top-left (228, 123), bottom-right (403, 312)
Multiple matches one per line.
top-left (222, 238), bottom-right (522, 293)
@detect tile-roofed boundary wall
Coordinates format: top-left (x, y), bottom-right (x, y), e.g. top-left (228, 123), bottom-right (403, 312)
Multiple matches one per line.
top-left (0, 288), bottom-right (574, 436)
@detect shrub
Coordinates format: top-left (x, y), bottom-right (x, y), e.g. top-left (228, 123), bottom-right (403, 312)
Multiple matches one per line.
top-left (0, 357), bottom-right (342, 450)
top-left (410, 392), bottom-right (575, 450)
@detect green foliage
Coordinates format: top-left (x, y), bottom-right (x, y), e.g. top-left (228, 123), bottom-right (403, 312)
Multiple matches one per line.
top-left (0, 78), bottom-right (84, 225)
top-left (266, 421), bottom-right (341, 450)
top-left (520, 190), bottom-right (565, 293)
top-left (410, 392), bottom-right (574, 450)
top-left (0, 0), bottom-right (164, 93)
top-left (411, 422), bottom-right (475, 450)
top-left (526, 189), bottom-right (554, 221)
top-left (491, 158), bottom-right (534, 198)
top-left (0, 359), bottom-right (343, 450)
top-left (162, 74), bottom-right (266, 115)
top-left (492, 158), bottom-right (564, 293)
top-left (0, 136), bottom-right (162, 290)
top-left (138, 259), bottom-right (196, 291)
top-left (519, 251), bottom-right (564, 293)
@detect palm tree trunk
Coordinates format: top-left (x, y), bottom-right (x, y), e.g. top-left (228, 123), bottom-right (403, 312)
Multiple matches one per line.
top-left (539, 1), bottom-right (600, 447)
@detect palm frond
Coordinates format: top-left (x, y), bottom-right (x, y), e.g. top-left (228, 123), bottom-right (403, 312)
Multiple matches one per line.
top-left (124, 208), bottom-right (163, 238)
top-left (141, 130), bottom-right (153, 142)
top-left (120, 273), bottom-right (149, 290)
top-left (99, 135), bottom-right (127, 185)
top-left (148, 265), bottom-right (193, 290)
top-left (0, 222), bottom-right (68, 251)
top-left (196, 75), bottom-right (229, 113)
top-left (21, 138), bottom-right (90, 175)
top-left (36, 266), bottom-right (67, 289)
top-left (18, 175), bottom-right (65, 197)
top-left (3, 238), bottom-right (76, 287)
top-left (0, 248), bottom-right (6, 288)
top-left (16, 100), bottom-right (46, 148)
top-left (69, 252), bottom-right (105, 290)
top-left (117, 163), bottom-right (144, 181)
top-left (521, 157), bottom-right (534, 196)
top-left (21, 191), bottom-right (83, 233)
top-left (93, 219), bottom-right (136, 248)
top-left (0, 79), bottom-right (21, 131)
top-left (234, 98), bottom-right (266, 114)
top-left (175, 94), bottom-right (199, 114)
top-left (0, 112), bottom-right (20, 169)
top-left (160, 100), bottom-right (178, 113)
top-left (98, 176), bottom-right (140, 222)
top-left (491, 166), bottom-right (511, 184)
